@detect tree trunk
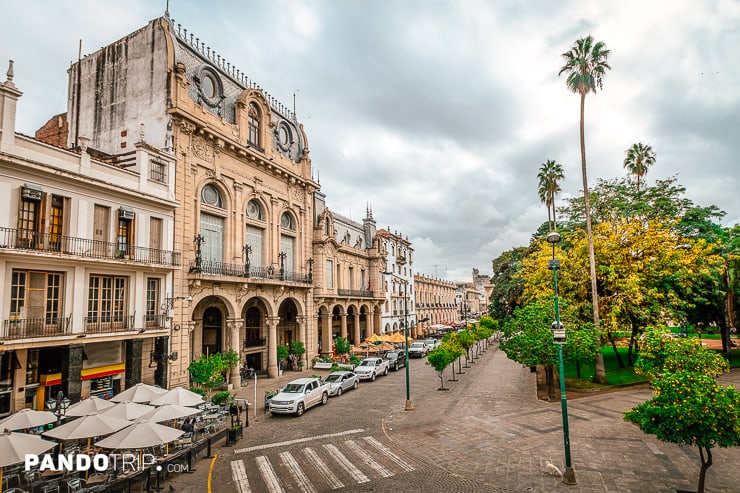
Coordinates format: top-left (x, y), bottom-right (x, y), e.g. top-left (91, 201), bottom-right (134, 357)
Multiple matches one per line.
top-left (608, 330), bottom-right (624, 368)
top-left (457, 355), bottom-right (465, 374)
top-left (576, 358), bottom-right (581, 379)
top-left (579, 90), bottom-right (606, 384)
top-left (697, 446), bottom-right (712, 493)
top-left (438, 372), bottom-right (446, 390)
top-left (450, 364), bottom-right (458, 382)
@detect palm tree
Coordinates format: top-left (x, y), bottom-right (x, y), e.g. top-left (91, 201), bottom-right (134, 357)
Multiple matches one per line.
top-left (623, 142), bottom-right (656, 192)
top-left (537, 159), bottom-right (564, 232)
top-left (559, 35), bottom-right (611, 384)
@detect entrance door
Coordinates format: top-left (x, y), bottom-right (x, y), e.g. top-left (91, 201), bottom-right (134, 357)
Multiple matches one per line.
top-left (202, 307), bottom-right (222, 356)
top-left (245, 353), bottom-right (262, 372)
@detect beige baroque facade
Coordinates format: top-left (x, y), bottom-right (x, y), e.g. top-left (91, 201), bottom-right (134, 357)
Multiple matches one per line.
top-left (66, 16), bottom-right (320, 385)
top-left (414, 274), bottom-right (458, 334)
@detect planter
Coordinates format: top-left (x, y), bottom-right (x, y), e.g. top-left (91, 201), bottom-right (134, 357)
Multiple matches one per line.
top-left (336, 363), bottom-right (355, 371)
top-left (226, 426), bottom-right (243, 446)
top-left (313, 362), bottom-right (333, 370)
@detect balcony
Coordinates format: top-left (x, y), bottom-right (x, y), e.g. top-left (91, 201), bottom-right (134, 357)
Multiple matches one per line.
top-left (84, 315), bottom-right (136, 334)
top-left (2, 316), bottom-right (71, 340)
top-left (0, 227), bottom-right (180, 267)
top-left (145, 314), bottom-right (167, 329)
top-left (337, 289), bottom-right (374, 298)
top-left (244, 338), bottom-right (266, 348)
top-left (189, 261), bottom-right (311, 284)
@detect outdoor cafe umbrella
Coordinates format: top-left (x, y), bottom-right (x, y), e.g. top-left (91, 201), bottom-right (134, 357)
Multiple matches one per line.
top-left (66, 396), bottom-right (116, 417)
top-left (0, 430), bottom-right (57, 487)
top-left (94, 421), bottom-right (183, 450)
top-left (388, 332), bottom-right (407, 344)
top-left (135, 404), bottom-right (199, 424)
top-left (43, 413), bottom-right (131, 441)
top-left (0, 408), bottom-right (57, 431)
top-left (365, 333), bottom-right (382, 343)
top-left (100, 401), bottom-right (155, 421)
top-left (149, 387), bottom-right (205, 407)
top-left (111, 383), bottom-right (167, 403)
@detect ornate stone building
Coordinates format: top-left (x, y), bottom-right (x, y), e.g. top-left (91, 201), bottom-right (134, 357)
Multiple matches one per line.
top-left (312, 198), bottom-right (386, 354)
top-left (0, 62), bottom-right (178, 415)
top-left (66, 16), bottom-right (319, 384)
top-left (413, 274), bottom-right (458, 334)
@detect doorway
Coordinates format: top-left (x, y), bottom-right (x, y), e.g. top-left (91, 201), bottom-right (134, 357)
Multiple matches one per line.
top-left (202, 307), bottom-right (222, 356)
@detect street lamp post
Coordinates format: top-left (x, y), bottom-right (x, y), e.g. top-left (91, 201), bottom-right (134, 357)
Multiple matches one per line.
top-left (382, 271), bottom-right (413, 411)
top-left (547, 231), bottom-right (576, 485)
top-left (46, 390), bottom-right (70, 427)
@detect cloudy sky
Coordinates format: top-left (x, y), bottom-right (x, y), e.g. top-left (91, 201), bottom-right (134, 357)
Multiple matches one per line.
top-left (2, 1), bottom-right (738, 282)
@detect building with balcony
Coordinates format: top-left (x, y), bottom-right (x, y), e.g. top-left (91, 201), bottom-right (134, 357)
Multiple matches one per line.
top-left (414, 274), bottom-right (458, 334)
top-left (0, 63), bottom-right (179, 416)
top-left (377, 229), bottom-right (416, 336)
top-left (312, 197), bottom-right (385, 355)
top-left (65, 16), bottom-right (320, 383)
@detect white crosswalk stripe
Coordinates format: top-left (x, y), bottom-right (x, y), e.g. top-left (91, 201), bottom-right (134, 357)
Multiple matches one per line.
top-left (230, 435), bottom-right (415, 491)
top-left (303, 447), bottom-right (344, 490)
top-left (345, 439), bottom-right (393, 478)
top-left (256, 455), bottom-right (285, 493)
top-left (362, 435), bottom-right (415, 472)
top-left (279, 451), bottom-right (317, 493)
top-left (230, 459), bottom-right (252, 493)
top-left (323, 443), bottom-right (370, 484)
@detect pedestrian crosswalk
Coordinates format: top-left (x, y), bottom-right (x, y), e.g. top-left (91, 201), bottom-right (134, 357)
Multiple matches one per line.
top-left (229, 435), bottom-right (415, 492)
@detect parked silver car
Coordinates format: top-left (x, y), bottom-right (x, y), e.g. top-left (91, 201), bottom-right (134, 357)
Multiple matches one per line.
top-left (324, 371), bottom-right (359, 396)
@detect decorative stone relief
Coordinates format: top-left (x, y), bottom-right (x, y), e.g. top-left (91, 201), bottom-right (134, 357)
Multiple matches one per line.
top-left (192, 137), bottom-right (213, 162)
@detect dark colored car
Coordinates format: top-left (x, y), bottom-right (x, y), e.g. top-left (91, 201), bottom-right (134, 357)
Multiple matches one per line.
top-left (383, 350), bottom-right (407, 371)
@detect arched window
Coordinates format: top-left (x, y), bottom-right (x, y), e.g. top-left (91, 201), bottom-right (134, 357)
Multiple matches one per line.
top-left (246, 200), bottom-right (263, 220)
top-left (280, 212), bottom-right (294, 231)
top-left (201, 184), bottom-right (223, 208)
top-left (246, 200), bottom-right (265, 268)
top-left (248, 103), bottom-right (261, 147)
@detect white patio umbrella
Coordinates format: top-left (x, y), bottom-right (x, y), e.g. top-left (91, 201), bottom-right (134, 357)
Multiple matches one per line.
top-left (42, 413), bottom-right (131, 441)
top-left (149, 387), bottom-right (205, 407)
top-left (99, 401), bottom-right (155, 421)
top-left (0, 408), bottom-right (57, 431)
top-left (66, 396), bottom-right (116, 417)
top-left (111, 383), bottom-right (167, 403)
top-left (135, 404), bottom-right (199, 424)
top-left (0, 430), bottom-right (57, 487)
top-left (94, 421), bottom-right (183, 449)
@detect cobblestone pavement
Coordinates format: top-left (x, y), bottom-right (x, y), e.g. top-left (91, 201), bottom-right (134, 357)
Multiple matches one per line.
top-left (163, 343), bottom-right (740, 493)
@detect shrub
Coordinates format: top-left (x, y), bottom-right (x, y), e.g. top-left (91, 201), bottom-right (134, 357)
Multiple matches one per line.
top-left (211, 390), bottom-right (233, 406)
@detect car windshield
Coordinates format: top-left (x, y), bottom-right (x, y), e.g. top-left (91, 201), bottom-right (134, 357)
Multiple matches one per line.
top-left (358, 360), bottom-right (373, 367)
top-left (411, 343), bottom-right (424, 348)
top-left (385, 354), bottom-right (397, 360)
top-left (282, 384), bottom-right (305, 393)
top-left (325, 375), bottom-right (342, 382)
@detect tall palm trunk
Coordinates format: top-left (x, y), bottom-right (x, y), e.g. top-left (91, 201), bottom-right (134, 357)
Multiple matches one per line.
top-left (579, 92), bottom-right (606, 383)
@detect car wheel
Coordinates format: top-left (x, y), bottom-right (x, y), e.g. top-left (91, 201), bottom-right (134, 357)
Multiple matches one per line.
top-left (353, 380), bottom-right (358, 390)
top-left (295, 403), bottom-right (305, 416)
top-left (336, 387), bottom-right (343, 396)
top-left (321, 392), bottom-right (328, 405)
top-left (371, 373), bottom-right (376, 381)
top-left (384, 367), bottom-right (389, 376)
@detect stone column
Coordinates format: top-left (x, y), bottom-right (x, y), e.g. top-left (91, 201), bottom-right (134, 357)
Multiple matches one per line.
top-left (266, 317), bottom-right (280, 378)
top-left (62, 344), bottom-right (84, 403)
top-left (321, 312), bottom-right (332, 357)
top-left (353, 311), bottom-right (361, 345)
top-left (367, 307), bottom-right (375, 336)
top-left (297, 316), bottom-right (307, 370)
top-left (228, 319), bottom-right (243, 387)
top-left (124, 339), bottom-right (143, 391)
top-left (340, 313), bottom-right (348, 340)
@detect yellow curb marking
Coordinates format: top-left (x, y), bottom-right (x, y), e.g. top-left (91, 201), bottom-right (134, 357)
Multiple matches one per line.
top-left (207, 453), bottom-right (218, 493)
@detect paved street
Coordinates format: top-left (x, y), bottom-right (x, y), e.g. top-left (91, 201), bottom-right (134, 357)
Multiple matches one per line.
top-left (165, 343), bottom-right (740, 492)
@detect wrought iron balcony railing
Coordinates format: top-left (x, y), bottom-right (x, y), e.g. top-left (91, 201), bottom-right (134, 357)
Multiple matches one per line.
top-left (0, 227), bottom-right (180, 267)
top-left (145, 314), bottom-right (167, 329)
top-left (2, 316), bottom-right (71, 340)
top-left (337, 289), bottom-right (375, 298)
top-left (189, 260), bottom-right (311, 283)
top-left (84, 315), bottom-right (136, 334)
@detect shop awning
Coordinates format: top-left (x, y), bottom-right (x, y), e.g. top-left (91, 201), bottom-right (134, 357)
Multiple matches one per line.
top-left (81, 363), bottom-right (125, 381)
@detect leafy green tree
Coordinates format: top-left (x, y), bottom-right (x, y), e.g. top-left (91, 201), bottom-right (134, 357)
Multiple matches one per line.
top-left (634, 326), bottom-right (729, 378)
top-left (456, 329), bottom-right (476, 367)
top-left (189, 353), bottom-right (226, 398)
top-left (440, 332), bottom-right (464, 381)
top-left (290, 340), bottom-right (307, 368)
top-left (623, 142), bottom-right (655, 193)
top-left (277, 345), bottom-right (289, 371)
top-left (537, 159), bottom-right (565, 232)
top-left (334, 337), bottom-right (351, 358)
top-left (559, 35), bottom-right (611, 384)
top-left (625, 371), bottom-right (740, 493)
top-left (489, 247), bottom-right (528, 322)
top-left (221, 349), bottom-right (240, 384)
top-left (426, 347), bottom-right (456, 390)
top-left (562, 321), bottom-right (598, 379)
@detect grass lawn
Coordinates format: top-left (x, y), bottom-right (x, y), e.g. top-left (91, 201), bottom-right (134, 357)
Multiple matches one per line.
top-left (564, 346), bottom-right (651, 389)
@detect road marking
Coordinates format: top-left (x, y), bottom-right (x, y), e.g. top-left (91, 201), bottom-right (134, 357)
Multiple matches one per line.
top-left (303, 447), bottom-right (344, 490)
top-left (279, 451), bottom-right (316, 493)
top-left (230, 459), bottom-right (252, 493)
top-left (362, 436), bottom-right (415, 472)
top-left (323, 443), bottom-right (369, 484)
top-left (256, 456), bottom-right (284, 493)
top-left (235, 428), bottom-right (364, 454)
top-left (207, 454), bottom-right (218, 493)
top-left (345, 439), bottom-right (393, 478)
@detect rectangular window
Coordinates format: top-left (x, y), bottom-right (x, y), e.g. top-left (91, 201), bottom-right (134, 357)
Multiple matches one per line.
top-left (326, 260), bottom-right (333, 289)
top-left (149, 159), bottom-right (167, 184)
top-left (149, 217), bottom-right (162, 251)
top-left (88, 275), bottom-right (128, 327)
top-left (17, 197), bottom-right (39, 248)
top-left (200, 212), bottom-right (224, 263)
top-left (49, 195), bottom-right (64, 251)
top-left (361, 270), bottom-right (366, 291)
top-left (146, 278), bottom-right (160, 326)
top-left (280, 235), bottom-right (294, 273)
top-left (117, 218), bottom-right (131, 256)
top-left (10, 270), bottom-right (64, 322)
top-left (246, 225), bottom-right (264, 268)
top-left (10, 271), bottom-right (26, 316)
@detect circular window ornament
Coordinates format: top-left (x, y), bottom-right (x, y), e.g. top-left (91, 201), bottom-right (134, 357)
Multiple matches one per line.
top-left (276, 122), bottom-right (292, 151)
top-left (201, 184), bottom-right (221, 207)
top-left (247, 200), bottom-right (262, 220)
top-left (201, 74), bottom-right (216, 99)
top-left (197, 67), bottom-right (222, 107)
top-left (281, 213), bottom-right (293, 229)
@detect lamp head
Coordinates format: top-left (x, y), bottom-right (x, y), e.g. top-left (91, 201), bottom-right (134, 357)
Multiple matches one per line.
top-left (546, 231), bottom-right (561, 244)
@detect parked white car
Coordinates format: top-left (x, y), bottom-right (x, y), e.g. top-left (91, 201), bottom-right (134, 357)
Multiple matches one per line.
top-left (424, 338), bottom-right (440, 351)
top-left (324, 371), bottom-right (359, 396)
top-left (408, 341), bottom-right (428, 358)
top-left (268, 377), bottom-right (330, 416)
top-left (353, 357), bottom-right (389, 381)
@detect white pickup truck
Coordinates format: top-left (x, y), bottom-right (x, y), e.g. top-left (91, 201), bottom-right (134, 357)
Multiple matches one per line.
top-left (353, 357), bottom-right (390, 381)
top-left (268, 377), bottom-right (330, 416)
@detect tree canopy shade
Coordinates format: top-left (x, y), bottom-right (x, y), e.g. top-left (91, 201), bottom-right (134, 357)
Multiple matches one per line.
top-left (559, 34), bottom-right (611, 384)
